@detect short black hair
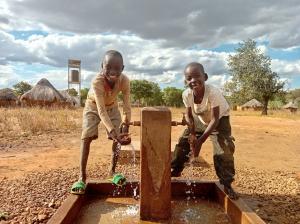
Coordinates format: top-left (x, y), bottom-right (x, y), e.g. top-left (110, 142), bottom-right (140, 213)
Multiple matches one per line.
top-left (184, 62), bottom-right (208, 81)
top-left (103, 50), bottom-right (123, 63)
top-left (184, 62), bottom-right (205, 74)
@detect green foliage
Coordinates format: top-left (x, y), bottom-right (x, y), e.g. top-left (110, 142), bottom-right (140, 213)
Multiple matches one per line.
top-left (145, 83), bottom-right (164, 106)
top-left (224, 39), bottom-right (285, 115)
top-left (130, 80), bottom-right (164, 106)
top-left (80, 88), bottom-right (89, 100)
top-left (268, 100), bottom-right (285, 110)
top-left (67, 88), bottom-right (78, 96)
top-left (13, 81), bottom-right (32, 96)
top-left (162, 87), bottom-right (184, 107)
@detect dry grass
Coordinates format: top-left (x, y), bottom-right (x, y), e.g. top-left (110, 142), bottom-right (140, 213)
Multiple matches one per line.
top-left (0, 107), bottom-right (82, 137)
top-left (232, 109), bottom-right (300, 120)
top-left (1, 106), bottom-right (299, 138)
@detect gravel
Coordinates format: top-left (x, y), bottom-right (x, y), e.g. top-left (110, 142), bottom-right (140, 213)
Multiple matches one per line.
top-left (0, 162), bottom-right (299, 224)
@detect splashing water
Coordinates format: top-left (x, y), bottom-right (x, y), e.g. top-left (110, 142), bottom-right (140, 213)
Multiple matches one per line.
top-left (116, 142), bottom-right (121, 155)
top-left (133, 186), bottom-right (139, 199)
top-left (129, 143), bottom-right (137, 166)
top-left (77, 197), bottom-right (231, 224)
top-left (111, 204), bottom-right (139, 219)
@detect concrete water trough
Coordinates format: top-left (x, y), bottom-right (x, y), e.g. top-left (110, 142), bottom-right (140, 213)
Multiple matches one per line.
top-left (48, 179), bottom-right (265, 224)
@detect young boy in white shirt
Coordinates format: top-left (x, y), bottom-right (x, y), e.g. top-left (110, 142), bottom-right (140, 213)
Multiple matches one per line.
top-left (171, 62), bottom-right (238, 200)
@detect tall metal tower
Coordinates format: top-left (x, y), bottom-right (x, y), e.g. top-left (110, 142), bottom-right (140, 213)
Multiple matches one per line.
top-left (68, 59), bottom-right (81, 104)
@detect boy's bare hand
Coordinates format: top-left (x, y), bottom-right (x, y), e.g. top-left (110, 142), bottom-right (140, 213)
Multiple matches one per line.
top-left (109, 129), bottom-right (119, 142)
top-left (118, 133), bottom-right (131, 145)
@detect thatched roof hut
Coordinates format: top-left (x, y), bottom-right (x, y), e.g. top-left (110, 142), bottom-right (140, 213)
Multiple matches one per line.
top-left (295, 97), bottom-right (300, 103)
top-left (241, 99), bottom-right (263, 111)
top-left (20, 78), bottom-right (66, 107)
top-left (59, 90), bottom-right (81, 107)
top-left (0, 88), bottom-right (18, 107)
top-left (283, 102), bottom-right (298, 113)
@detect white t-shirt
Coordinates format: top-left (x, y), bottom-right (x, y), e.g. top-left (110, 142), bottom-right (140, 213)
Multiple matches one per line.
top-left (182, 84), bottom-right (230, 125)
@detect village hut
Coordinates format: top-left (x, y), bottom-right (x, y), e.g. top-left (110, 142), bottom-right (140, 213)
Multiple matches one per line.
top-left (59, 90), bottom-right (81, 107)
top-left (0, 88), bottom-right (18, 107)
top-left (241, 99), bottom-right (264, 111)
top-left (20, 78), bottom-right (66, 107)
top-left (283, 101), bottom-right (298, 113)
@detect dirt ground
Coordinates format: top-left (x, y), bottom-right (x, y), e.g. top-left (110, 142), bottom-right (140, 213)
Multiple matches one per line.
top-left (0, 108), bottom-right (299, 223)
top-left (1, 108), bottom-right (299, 179)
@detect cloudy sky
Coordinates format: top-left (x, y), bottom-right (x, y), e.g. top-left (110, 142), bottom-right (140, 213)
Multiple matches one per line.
top-left (1, 0), bottom-right (300, 91)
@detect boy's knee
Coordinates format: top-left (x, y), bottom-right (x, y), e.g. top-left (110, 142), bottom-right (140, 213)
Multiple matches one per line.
top-left (82, 137), bottom-right (94, 144)
top-left (213, 135), bottom-right (235, 156)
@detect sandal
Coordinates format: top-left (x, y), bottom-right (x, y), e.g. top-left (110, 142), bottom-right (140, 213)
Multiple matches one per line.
top-left (70, 180), bottom-right (86, 195)
top-left (108, 173), bottom-right (126, 186)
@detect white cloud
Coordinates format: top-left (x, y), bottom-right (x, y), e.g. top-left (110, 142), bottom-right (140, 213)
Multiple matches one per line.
top-left (272, 59), bottom-right (300, 77)
top-left (257, 45), bottom-right (268, 54)
top-left (0, 31), bottom-right (233, 89)
top-left (0, 64), bottom-right (21, 88)
top-left (207, 74), bottom-right (228, 88)
top-left (1, 3), bottom-right (299, 92)
top-left (1, 29), bottom-right (299, 90)
top-left (1, 0), bottom-right (300, 49)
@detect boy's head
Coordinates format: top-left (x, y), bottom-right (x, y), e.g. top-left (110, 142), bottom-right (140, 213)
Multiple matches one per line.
top-left (101, 50), bottom-right (124, 82)
top-left (184, 62), bottom-right (208, 90)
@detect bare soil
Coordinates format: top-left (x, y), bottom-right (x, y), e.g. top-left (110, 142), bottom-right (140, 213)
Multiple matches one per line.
top-left (0, 108), bottom-right (299, 223)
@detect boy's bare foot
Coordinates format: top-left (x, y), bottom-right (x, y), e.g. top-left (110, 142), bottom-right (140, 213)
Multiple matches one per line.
top-left (224, 185), bottom-right (239, 200)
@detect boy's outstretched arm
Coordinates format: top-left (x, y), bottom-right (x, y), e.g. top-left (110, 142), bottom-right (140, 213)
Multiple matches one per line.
top-left (195, 106), bottom-right (220, 154)
top-left (186, 107), bottom-right (197, 156)
top-left (186, 107), bottom-right (195, 134)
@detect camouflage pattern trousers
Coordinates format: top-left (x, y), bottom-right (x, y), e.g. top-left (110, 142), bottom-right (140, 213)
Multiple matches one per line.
top-left (171, 116), bottom-right (235, 186)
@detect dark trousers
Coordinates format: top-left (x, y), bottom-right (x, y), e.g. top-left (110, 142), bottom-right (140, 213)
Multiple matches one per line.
top-left (171, 116), bottom-right (235, 186)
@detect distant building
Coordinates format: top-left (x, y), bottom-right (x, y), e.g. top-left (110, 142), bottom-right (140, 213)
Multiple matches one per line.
top-left (60, 90), bottom-right (81, 107)
top-left (20, 78), bottom-right (67, 107)
top-left (241, 99), bottom-right (264, 111)
top-left (283, 102), bottom-right (298, 113)
top-left (0, 88), bottom-right (18, 107)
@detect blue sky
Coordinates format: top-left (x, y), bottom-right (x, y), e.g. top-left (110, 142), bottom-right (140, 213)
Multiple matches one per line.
top-left (1, 0), bottom-right (299, 91)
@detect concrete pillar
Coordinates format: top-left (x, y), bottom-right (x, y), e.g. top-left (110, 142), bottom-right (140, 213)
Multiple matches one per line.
top-left (140, 107), bottom-right (171, 220)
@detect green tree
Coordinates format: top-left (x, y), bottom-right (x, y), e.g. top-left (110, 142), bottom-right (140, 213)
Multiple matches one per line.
top-left (130, 80), bottom-right (160, 106)
top-left (224, 39), bottom-right (285, 115)
top-left (67, 88), bottom-right (78, 96)
top-left (80, 88), bottom-right (89, 100)
top-left (162, 87), bottom-right (184, 107)
top-left (13, 81), bottom-right (32, 96)
top-left (144, 82), bottom-right (164, 106)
